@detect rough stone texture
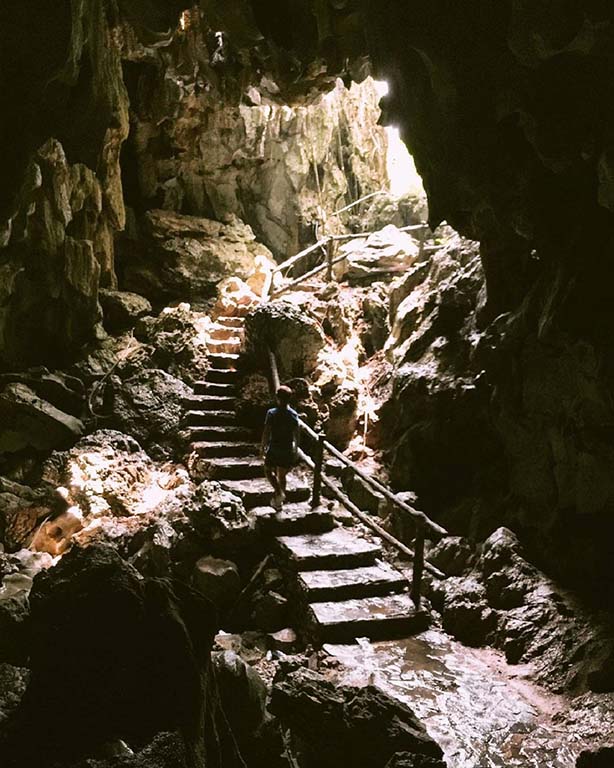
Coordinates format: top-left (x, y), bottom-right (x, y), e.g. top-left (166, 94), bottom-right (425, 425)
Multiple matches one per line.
top-left (0, 0), bottom-right (130, 369)
top-left (133, 304), bottom-right (210, 385)
top-left (0, 382), bottom-right (85, 454)
top-left (0, 545), bottom-right (216, 768)
top-left (121, 27), bottom-right (389, 260)
top-left (193, 556), bottom-right (240, 608)
top-left (120, 210), bottom-right (274, 306)
top-left (576, 747), bottom-right (614, 768)
top-left (99, 289), bottom-right (152, 334)
top-left (0, 665), bottom-right (29, 726)
top-left (270, 667), bottom-right (445, 768)
top-left (244, 301), bottom-right (325, 379)
top-left (109, 369), bottom-right (191, 460)
top-left (438, 527), bottom-right (614, 694)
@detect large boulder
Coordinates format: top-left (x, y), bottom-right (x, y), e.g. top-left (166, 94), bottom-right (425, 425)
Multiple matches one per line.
top-left (270, 667), bottom-right (445, 768)
top-left (0, 545), bottom-right (216, 768)
top-left (134, 304), bottom-right (210, 385)
top-left (0, 383), bottom-right (84, 455)
top-left (120, 210), bottom-right (274, 306)
top-left (99, 290), bottom-right (152, 334)
top-left (109, 369), bottom-right (191, 460)
top-left (244, 301), bottom-right (325, 379)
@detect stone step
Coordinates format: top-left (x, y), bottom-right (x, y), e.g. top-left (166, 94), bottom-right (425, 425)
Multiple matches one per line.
top-left (298, 562), bottom-right (408, 603)
top-left (191, 440), bottom-right (260, 459)
top-left (199, 457), bottom-right (265, 481)
top-left (215, 316), bottom-right (244, 328)
top-left (219, 477), bottom-right (310, 510)
top-left (277, 529), bottom-right (381, 571)
top-left (183, 395), bottom-right (236, 411)
top-left (252, 502), bottom-right (335, 536)
top-left (185, 410), bottom-right (236, 427)
top-left (209, 325), bottom-right (243, 341)
top-left (309, 593), bottom-right (429, 644)
top-left (191, 441), bottom-right (259, 459)
top-left (208, 353), bottom-right (240, 370)
top-left (187, 426), bottom-right (253, 442)
top-left (193, 380), bottom-right (236, 396)
top-left (205, 368), bottom-right (239, 384)
top-left (206, 338), bottom-right (242, 354)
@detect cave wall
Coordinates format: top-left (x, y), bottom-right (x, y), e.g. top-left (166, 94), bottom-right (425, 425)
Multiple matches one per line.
top-left (119, 17), bottom-right (388, 260)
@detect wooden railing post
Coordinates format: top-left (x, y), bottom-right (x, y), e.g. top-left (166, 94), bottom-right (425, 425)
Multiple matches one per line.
top-left (311, 432), bottom-right (325, 508)
top-left (411, 521), bottom-right (425, 609)
top-left (326, 237), bottom-right (335, 282)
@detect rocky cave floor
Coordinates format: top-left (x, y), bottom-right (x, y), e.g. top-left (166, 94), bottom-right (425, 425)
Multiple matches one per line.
top-left (1, 223), bottom-right (614, 768)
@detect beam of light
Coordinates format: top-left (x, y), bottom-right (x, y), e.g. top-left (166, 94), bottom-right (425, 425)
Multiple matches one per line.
top-left (374, 80), bottom-right (425, 198)
top-left (385, 126), bottom-right (424, 198)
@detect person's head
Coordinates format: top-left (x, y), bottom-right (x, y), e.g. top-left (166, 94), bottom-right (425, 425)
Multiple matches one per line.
top-left (276, 385), bottom-right (292, 407)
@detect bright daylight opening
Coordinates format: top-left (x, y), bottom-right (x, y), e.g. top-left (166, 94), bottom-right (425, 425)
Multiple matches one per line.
top-left (374, 81), bottom-right (424, 198)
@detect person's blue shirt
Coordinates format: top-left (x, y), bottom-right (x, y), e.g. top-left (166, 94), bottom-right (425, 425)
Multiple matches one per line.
top-left (264, 406), bottom-right (299, 452)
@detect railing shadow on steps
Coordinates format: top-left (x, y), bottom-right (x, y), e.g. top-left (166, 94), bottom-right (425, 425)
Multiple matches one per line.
top-left (266, 348), bottom-right (447, 610)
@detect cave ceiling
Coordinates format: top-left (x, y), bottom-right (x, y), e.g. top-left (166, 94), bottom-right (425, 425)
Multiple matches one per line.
top-left (2, 1), bottom-right (614, 320)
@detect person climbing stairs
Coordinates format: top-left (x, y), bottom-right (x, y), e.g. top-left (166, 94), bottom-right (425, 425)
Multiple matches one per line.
top-left (184, 310), bottom-right (428, 646)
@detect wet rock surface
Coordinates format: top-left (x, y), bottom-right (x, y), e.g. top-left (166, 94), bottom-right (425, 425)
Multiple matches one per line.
top-left (431, 528), bottom-right (614, 694)
top-left (270, 666), bottom-right (445, 768)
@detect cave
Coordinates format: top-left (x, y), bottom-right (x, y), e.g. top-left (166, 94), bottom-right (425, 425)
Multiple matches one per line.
top-left (1, 3), bottom-right (614, 767)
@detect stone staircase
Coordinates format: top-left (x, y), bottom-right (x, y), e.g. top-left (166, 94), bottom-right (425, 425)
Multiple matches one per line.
top-left (186, 312), bottom-right (428, 646)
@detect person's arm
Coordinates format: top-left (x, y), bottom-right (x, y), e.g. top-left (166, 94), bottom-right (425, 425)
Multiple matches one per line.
top-left (261, 411), bottom-right (271, 458)
top-left (292, 416), bottom-right (300, 456)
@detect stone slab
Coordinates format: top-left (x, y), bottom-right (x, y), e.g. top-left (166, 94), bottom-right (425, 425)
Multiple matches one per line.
top-left (309, 593), bottom-right (429, 643)
top-left (277, 528), bottom-right (381, 571)
top-left (220, 477), bottom-right (310, 509)
top-left (298, 562), bottom-right (408, 602)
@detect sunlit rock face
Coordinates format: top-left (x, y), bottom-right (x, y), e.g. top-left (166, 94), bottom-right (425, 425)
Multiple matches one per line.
top-left (120, 16), bottom-right (388, 259)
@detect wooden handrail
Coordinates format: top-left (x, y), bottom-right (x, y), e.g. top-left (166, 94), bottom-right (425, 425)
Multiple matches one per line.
top-left (270, 251), bottom-right (348, 299)
top-left (297, 448), bottom-right (444, 582)
top-left (320, 440), bottom-right (447, 538)
top-left (266, 346), bottom-right (446, 606)
top-left (268, 221), bottom-right (431, 285)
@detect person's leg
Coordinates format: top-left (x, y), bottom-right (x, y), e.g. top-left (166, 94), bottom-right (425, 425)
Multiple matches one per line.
top-left (264, 464), bottom-right (280, 494)
top-left (277, 467), bottom-right (289, 501)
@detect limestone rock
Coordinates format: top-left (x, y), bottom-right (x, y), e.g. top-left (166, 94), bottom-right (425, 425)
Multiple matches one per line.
top-left (99, 290), bottom-right (152, 334)
top-left (193, 556), bottom-right (240, 608)
top-left (244, 301), bottom-right (325, 378)
top-left (0, 383), bottom-right (85, 455)
top-left (270, 667), bottom-right (445, 768)
top-left (576, 747), bottom-right (614, 767)
top-left (336, 226), bottom-right (419, 285)
top-left (427, 537), bottom-right (476, 578)
top-left (0, 665), bottom-right (29, 726)
top-left (109, 369), bottom-right (191, 460)
top-left (120, 210), bottom-right (274, 306)
top-left (325, 384), bottom-right (358, 449)
top-left (441, 576), bottom-right (498, 647)
top-left (0, 545), bottom-right (216, 767)
top-left (134, 304), bottom-right (210, 385)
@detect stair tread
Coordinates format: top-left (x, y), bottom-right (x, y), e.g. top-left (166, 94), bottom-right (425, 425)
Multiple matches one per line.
top-left (191, 441), bottom-right (258, 450)
top-left (277, 529), bottom-right (381, 569)
top-left (187, 426), bottom-right (252, 440)
top-left (203, 457), bottom-right (262, 468)
top-left (220, 477), bottom-right (309, 494)
top-left (185, 409), bottom-right (236, 418)
top-left (208, 352), bottom-right (240, 361)
top-left (310, 592), bottom-right (424, 630)
top-left (299, 562), bottom-right (408, 602)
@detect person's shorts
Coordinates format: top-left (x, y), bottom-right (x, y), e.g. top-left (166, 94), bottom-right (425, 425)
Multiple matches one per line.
top-left (264, 446), bottom-right (296, 469)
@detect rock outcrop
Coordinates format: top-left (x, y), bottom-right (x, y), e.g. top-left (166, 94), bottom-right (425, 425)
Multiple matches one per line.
top-left (0, 545), bottom-right (216, 768)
